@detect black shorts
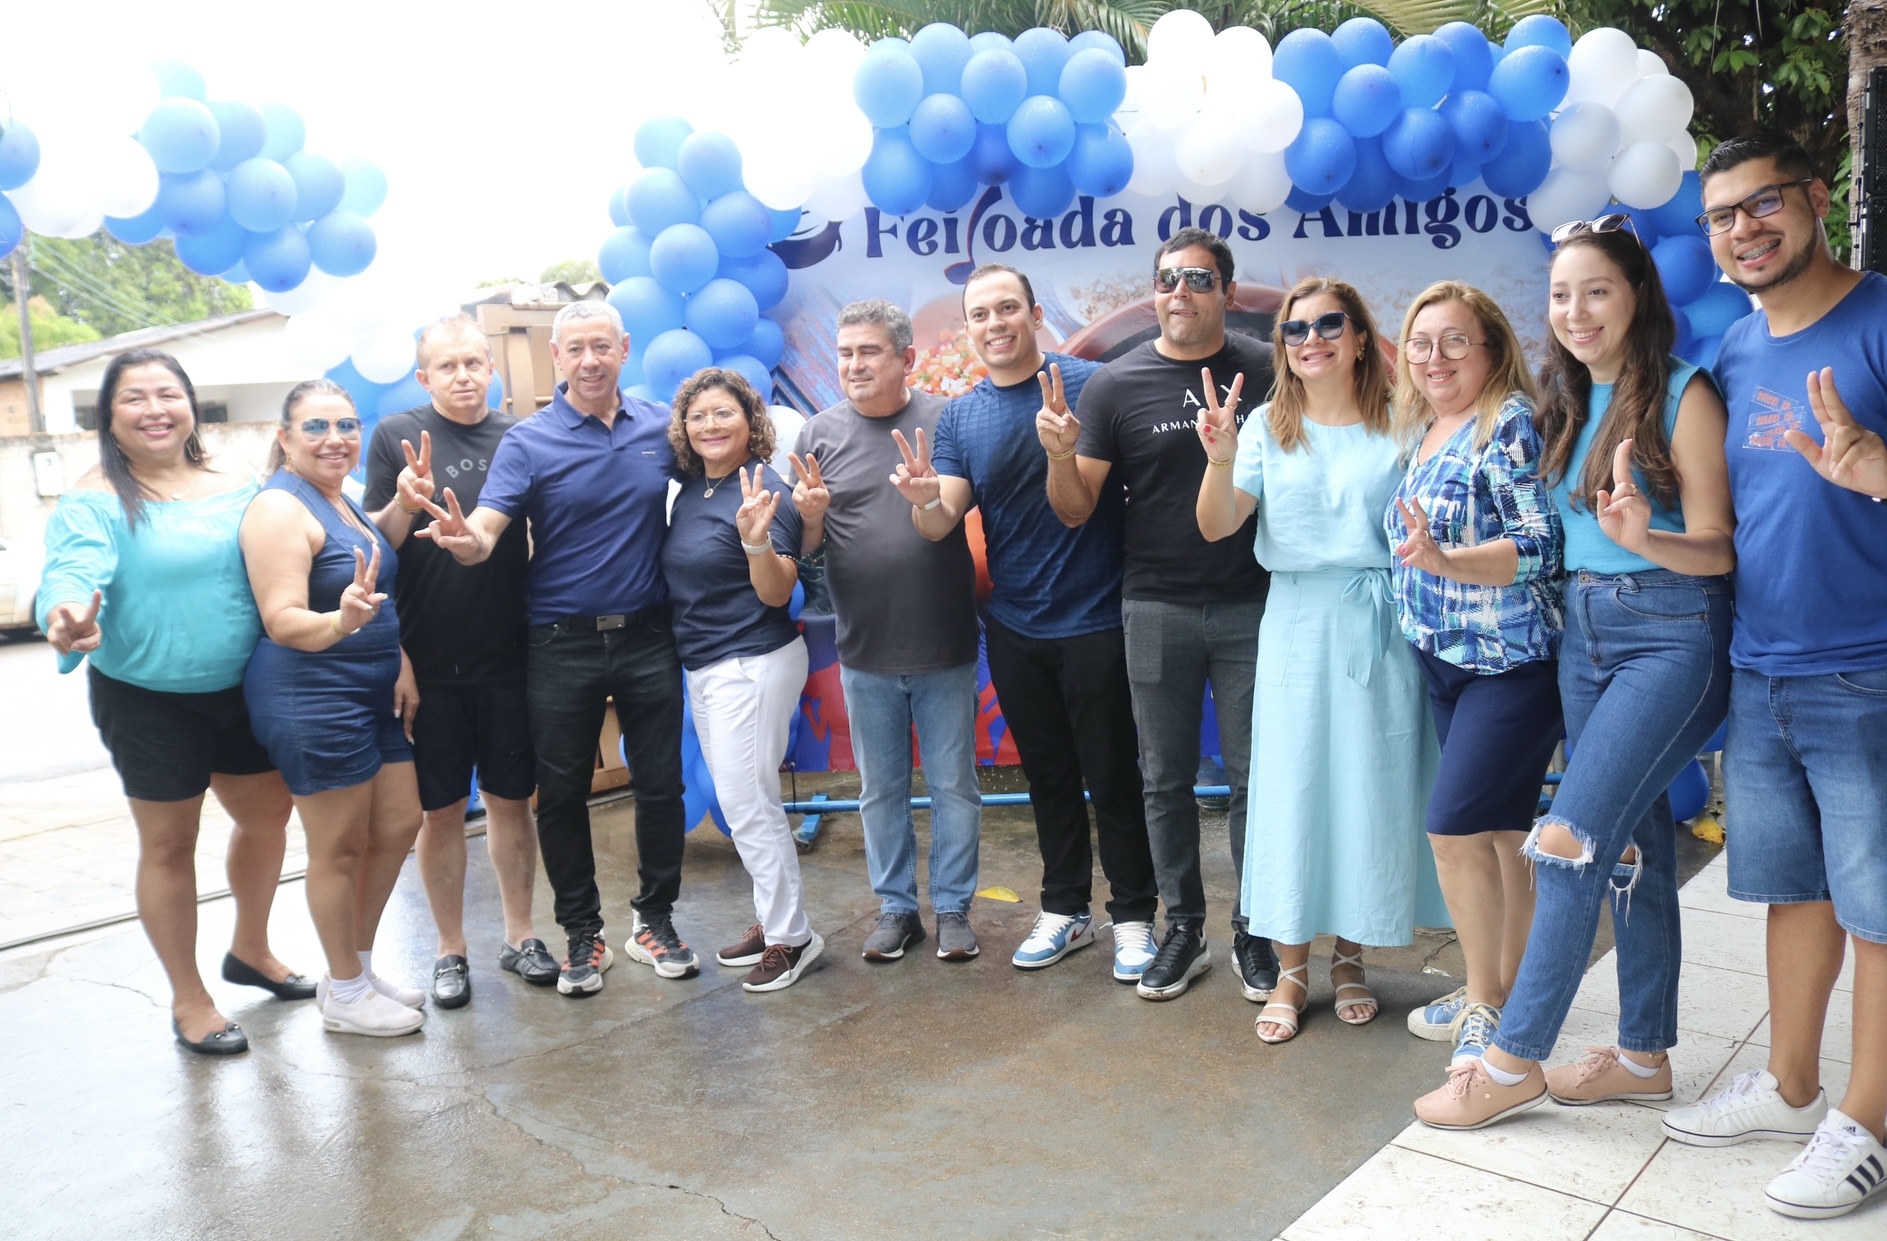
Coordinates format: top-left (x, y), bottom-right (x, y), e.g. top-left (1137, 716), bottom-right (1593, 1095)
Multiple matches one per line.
top-left (88, 665), bottom-right (275, 803)
top-left (1415, 648), bottom-right (1563, 837)
top-left (411, 681), bottom-right (537, 812)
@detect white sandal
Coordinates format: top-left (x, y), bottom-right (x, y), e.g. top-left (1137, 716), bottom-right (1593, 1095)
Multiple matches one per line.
top-left (1330, 948), bottom-right (1378, 1026)
top-left (1254, 963), bottom-right (1309, 1044)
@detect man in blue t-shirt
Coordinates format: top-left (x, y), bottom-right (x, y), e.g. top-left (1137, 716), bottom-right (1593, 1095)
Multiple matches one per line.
top-left (894, 264), bottom-right (1158, 982)
top-left (1659, 133), bottom-right (1887, 1223)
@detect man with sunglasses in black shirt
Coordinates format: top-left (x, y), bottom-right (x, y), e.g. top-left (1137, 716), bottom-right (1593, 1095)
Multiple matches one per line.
top-left (1043, 228), bottom-right (1277, 1002)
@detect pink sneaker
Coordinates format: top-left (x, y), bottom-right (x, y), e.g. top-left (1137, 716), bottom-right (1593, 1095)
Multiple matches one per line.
top-left (1414, 1059), bottom-right (1548, 1130)
top-left (1546, 1047), bottom-right (1673, 1105)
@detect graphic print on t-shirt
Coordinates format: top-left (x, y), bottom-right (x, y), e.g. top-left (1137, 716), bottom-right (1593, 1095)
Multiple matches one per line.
top-left (1742, 387), bottom-right (1808, 451)
top-left (1149, 381), bottom-right (1250, 437)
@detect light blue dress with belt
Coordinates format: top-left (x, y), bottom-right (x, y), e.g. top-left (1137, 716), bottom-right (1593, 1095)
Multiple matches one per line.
top-left (1234, 409), bottom-right (1451, 946)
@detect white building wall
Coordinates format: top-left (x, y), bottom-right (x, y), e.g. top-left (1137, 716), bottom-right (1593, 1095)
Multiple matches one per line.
top-left (38, 314), bottom-right (307, 433)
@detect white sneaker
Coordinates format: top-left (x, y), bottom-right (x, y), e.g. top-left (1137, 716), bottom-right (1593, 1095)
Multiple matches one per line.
top-left (321, 982), bottom-right (425, 1037)
top-left (1107, 920), bottom-right (1157, 983)
top-left (371, 974), bottom-right (426, 1010)
top-left (1011, 910), bottom-right (1094, 969)
top-left (1766, 1110), bottom-right (1887, 1220)
top-left (1662, 1069), bottom-right (1828, 1147)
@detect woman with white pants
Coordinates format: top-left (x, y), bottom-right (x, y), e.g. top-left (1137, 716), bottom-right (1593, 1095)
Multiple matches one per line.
top-left (664, 369), bottom-right (820, 992)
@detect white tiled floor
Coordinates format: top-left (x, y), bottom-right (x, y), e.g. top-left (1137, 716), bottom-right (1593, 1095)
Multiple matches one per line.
top-left (1280, 854), bottom-right (1881, 1240)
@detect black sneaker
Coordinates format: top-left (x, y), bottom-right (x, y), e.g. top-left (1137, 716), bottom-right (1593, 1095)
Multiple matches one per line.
top-left (625, 913), bottom-right (701, 979)
top-left (557, 930), bottom-right (613, 997)
top-left (498, 938), bottom-right (560, 986)
top-left (431, 954), bottom-right (471, 1008)
top-left (1136, 923), bottom-right (1211, 1000)
top-left (1233, 930), bottom-right (1279, 1002)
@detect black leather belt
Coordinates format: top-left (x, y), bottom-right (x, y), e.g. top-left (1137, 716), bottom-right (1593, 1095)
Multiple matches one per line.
top-left (547, 610), bottom-right (647, 631)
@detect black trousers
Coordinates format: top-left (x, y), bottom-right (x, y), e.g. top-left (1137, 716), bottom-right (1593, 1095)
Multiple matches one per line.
top-left (984, 617), bottom-right (1158, 924)
top-left (525, 617), bottom-right (686, 938)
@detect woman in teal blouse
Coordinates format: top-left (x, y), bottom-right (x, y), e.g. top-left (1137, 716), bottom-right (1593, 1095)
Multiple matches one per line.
top-left (38, 350), bottom-right (313, 1056)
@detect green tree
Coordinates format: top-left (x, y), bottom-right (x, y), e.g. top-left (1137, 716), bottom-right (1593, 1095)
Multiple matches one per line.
top-left (539, 258), bottom-right (604, 285)
top-left (0, 233), bottom-right (253, 340)
top-left (0, 296), bottom-right (102, 360)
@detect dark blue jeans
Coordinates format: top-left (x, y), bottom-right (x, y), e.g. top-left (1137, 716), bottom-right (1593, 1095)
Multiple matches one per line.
top-left (1494, 569), bottom-right (1731, 1062)
top-left (525, 617), bottom-right (686, 938)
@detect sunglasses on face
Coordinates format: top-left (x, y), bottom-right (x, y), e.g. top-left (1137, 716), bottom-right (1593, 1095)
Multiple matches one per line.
top-left (1695, 179), bottom-right (1814, 236)
top-left (1280, 311), bottom-right (1351, 347)
top-left (1549, 212), bottom-right (1642, 247)
top-left (297, 417), bottom-right (362, 438)
top-left (1154, 266), bottom-right (1220, 294)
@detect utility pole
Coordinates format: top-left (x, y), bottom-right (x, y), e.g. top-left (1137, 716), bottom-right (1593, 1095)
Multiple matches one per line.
top-left (9, 242), bottom-right (43, 435)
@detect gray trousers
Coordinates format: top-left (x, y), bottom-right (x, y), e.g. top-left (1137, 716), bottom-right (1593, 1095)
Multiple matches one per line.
top-left (1121, 597), bottom-right (1263, 933)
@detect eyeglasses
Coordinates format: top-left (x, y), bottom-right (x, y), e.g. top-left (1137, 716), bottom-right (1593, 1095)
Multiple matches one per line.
top-left (1280, 311), bottom-right (1351, 347)
top-left (684, 407), bottom-right (744, 429)
top-left (1550, 212), bottom-right (1641, 247)
top-left (1154, 266), bottom-right (1220, 294)
top-left (298, 417), bottom-right (362, 438)
top-left (1695, 179), bottom-right (1814, 236)
top-left (1404, 335), bottom-right (1484, 363)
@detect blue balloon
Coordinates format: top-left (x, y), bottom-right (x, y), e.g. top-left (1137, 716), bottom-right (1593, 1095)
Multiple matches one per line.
top-left (1285, 117), bottom-right (1357, 196)
top-left (608, 184), bottom-right (633, 228)
top-left (627, 168), bottom-right (702, 236)
top-left (375, 375), bottom-right (429, 419)
top-left (1010, 163), bottom-right (1075, 219)
top-left (1685, 281), bottom-right (1754, 337)
top-left (1441, 90), bottom-right (1509, 164)
top-left (139, 98), bottom-right (221, 174)
top-left (968, 31), bottom-right (1011, 55)
top-left (1332, 65), bottom-right (1401, 138)
top-left (649, 223), bottom-right (720, 295)
top-left (338, 159), bottom-right (387, 216)
top-left (700, 190), bottom-right (771, 259)
top-left (854, 48), bottom-right (925, 127)
top-left (1059, 48), bottom-right (1127, 125)
top-left (105, 207), bottom-right (165, 244)
top-left (767, 206), bottom-right (801, 243)
top-left (0, 122), bottom-right (40, 190)
top-left (1331, 18), bottom-right (1394, 68)
top-left (1506, 14), bottom-right (1573, 57)
top-left (969, 122), bottom-right (1020, 184)
top-left (225, 158), bottom-right (298, 232)
top-left (718, 249), bottom-right (789, 312)
top-left (861, 127), bottom-right (932, 216)
top-left (1383, 107), bottom-right (1455, 181)
top-left (910, 93), bottom-right (977, 164)
top-left (1388, 35), bottom-right (1456, 110)
top-left (642, 328), bottom-right (715, 399)
top-left (174, 213), bottom-right (247, 275)
top-left (676, 131), bottom-right (743, 199)
top-left (1336, 136), bottom-right (1397, 213)
top-left (1449, 160), bottom-right (1482, 189)
top-left (1649, 171), bottom-right (1705, 236)
top-left (1668, 758), bottom-right (1710, 823)
top-left (1434, 23), bottom-right (1495, 92)
top-left (597, 226), bottom-right (653, 283)
top-left (206, 102), bottom-right (265, 172)
top-left (634, 117), bottom-right (693, 170)
top-left (1480, 119), bottom-right (1551, 197)
top-left (1396, 169), bottom-right (1452, 203)
top-left (1672, 305), bottom-right (1694, 358)
top-left (1488, 45), bottom-right (1569, 122)
top-left (911, 22), bottom-right (973, 96)
top-left (620, 350), bottom-right (645, 388)
top-left (1067, 30), bottom-right (1126, 65)
top-left (607, 276), bottom-right (685, 344)
top-left (324, 359), bottom-right (390, 414)
top-left (220, 260), bottom-right (250, 284)
top-left (1012, 27), bottom-right (1072, 99)
top-left (1274, 29), bottom-right (1345, 116)
top-left (307, 211), bottom-right (377, 276)
top-left (243, 225), bottom-right (312, 292)
top-left (925, 157), bottom-right (981, 212)
top-left (1623, 205), bottom-right (1663, 247)
top-left (717, 353), bottom-right (773, 403)
top-left (153, 59), bottom-right (208, 101)
top-left (736, 317), bottom-right (786, 370)
top-left (1285, 185), bottom-right (1336, 213)
top-left (154, 169), bottom-right (227, 237)
top-left (1006, 95), bottom-right (1076, 169)
top-left (623, 382), bottom-right (659, 405)
top-left (0, 195), bottom-right (19, 260)
top-left (488, 366), bottom-right (506, 411)
top-left (684, 278), bottom-right (761, 350)
top-left (1688, 334), bottom-right (1722, 368)
top-left (284, 152), bottom-right (343, 222)
top-left (259, 103), bottom-right (305, 162)
top-left (1067, 122), bottom-right (1133, 198)
top-left (960, 48), bottom-right (1029, 125)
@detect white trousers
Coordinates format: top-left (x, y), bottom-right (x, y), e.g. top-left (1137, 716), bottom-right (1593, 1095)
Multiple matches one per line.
top-left (688, 638), bottom-right (813, 946)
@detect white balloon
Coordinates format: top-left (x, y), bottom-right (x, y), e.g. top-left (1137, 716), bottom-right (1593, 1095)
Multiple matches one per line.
top-left (804, 27), bottom-right (867, 81)
top-left (354, 326), bottom-right (422, 385)
top-left (809, 112), bottom-right (874, 179)
top-left (1231, 150), bottom-right (1293, 214)
top-left (1208, 26), bottom-right (1273, 92)
top-left (738, 26), bottom-right (803, 75)
top-left (1176, 109), bottom-right (1245, 187)
top-left (1140, 60), bottom-right (1205, 129)
top-left (1565, 27), bottom-right (1640, 108)
top-left (744, 148), bottom-right (816, 212)
top-left (1244, 79), bottom-right (1304, 155)
top-left (1636, 49), bottom-right (1668, 78)
top-left (1609, 140), bottom-right (1682, 209)
top-left (1527, 166), bottom-right (1614, 232)
top-left (6, 148), bottom-right (100, 237)
top-left (1550, 103), bottom-right (1622, 173)
top-left (1667, 130), bottom-right (1698, 172)
top-left (1147, 9), bottom-right (1216, 65)
top-left (803, 169), bottom-right (867, 222)
top-left (93, 137), bottom-right (160, 218)
top-left (1174, 174), bottom-right (1230, 207)
top-left (1116, 64), bottom-right (1145, 128)
top-left (280, 313), bottom-right (355, 373)
top-left (1126, 122), bottom-right (1181, 197)
top-left (1614, 74), bottom-right (1693, 147)
top-left (260, 268), bottom-right (338, 317)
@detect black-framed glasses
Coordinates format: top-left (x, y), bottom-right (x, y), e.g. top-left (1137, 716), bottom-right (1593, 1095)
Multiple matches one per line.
top-left (1154, 266), bottom-right (1220, 294)
top-left (298, 417), bottom-right (362, 438)
top-left (1280, 311), bottom-right (1351, 347)
top-left (1695, 179), bottom-right (1814, 236)
top-left (1550, 212), bottom-right (1641, 248)
top-left (1404, 335), bottom-right (1484, 363)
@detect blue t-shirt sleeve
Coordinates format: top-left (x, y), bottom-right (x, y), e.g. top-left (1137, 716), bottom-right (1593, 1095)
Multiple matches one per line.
top-left (930, 401), bottom-right (969, 485)
top-left (479, 428), bottom-right (533, 517)
top-left (38, 494), bottom-right (117, 633)
top-left (1479, 399), bottom-right (1562, 584)
top-left (765, 467), bottom-right (801, 556)
top-left (1232, 405), bottom-right (1265, 499)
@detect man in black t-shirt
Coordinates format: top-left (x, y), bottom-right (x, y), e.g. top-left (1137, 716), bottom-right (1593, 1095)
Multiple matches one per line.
top-left (364, 314), bottom-right (550, 1008)
top-left (1043, 228), bottom-right (1278, 1004)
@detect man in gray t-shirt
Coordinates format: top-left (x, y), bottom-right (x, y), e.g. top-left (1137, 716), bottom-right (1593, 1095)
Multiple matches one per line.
top-left (792, 299), bottom-right (983, 963)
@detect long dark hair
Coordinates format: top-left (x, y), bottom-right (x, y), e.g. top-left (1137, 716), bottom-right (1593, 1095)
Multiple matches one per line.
top-left (96, 349), bottom-right (207, 527)
top-left (268, 378), bottom-right (357, 473)
top-left (1536, 229), bottom-right (1679, 510)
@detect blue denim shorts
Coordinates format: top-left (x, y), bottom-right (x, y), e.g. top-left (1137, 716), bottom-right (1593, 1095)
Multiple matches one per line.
top-left (1725, 664), bottom-right (1887, 942)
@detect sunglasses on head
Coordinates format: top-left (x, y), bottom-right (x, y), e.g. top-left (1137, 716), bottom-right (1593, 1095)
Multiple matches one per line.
top-left (298, 417), bottom-right (362, 438)
top-left (1154, 266), bottom-right (1220, 294)
top-left (1280, 311), bottom-right (1351, 347)
top-left (1549, 213), bottom-right (1642, 248)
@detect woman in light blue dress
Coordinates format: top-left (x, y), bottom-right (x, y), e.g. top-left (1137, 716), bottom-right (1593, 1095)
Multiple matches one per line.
top-left (1198, 277), bottom-right (1446, 1044)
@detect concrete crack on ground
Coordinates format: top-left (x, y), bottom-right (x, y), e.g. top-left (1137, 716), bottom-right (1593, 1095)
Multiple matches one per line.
top-left (652, 1182), bottom-right (782, 1240)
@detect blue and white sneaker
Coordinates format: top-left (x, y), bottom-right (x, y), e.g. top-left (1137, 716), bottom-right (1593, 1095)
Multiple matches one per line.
top-left (1451, 1002), bottom-right (1502, 1066)
top-left (1012, 910), bottom-right (1095, 969)
top-left (1106, 920), bottom-right (1157, 983)
top-left (1408, 984), bottom-right (1470, 1040)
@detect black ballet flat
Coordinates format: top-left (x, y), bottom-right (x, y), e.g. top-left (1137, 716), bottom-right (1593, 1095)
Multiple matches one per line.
top-left (173, 1017), bottom-right (248, 1056)
top-left (221, 952), bottom-right (318, 1001)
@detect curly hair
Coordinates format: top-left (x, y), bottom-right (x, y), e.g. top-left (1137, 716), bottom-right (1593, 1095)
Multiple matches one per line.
top-left (668, 369), bottom-right (776, 477)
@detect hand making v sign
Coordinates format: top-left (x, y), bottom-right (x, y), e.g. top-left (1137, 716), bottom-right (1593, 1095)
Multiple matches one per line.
top-left (1394, 497), bottom-right (1453, 577)
top-left (1594, 437), bottom-right (1653, 552)
top-left (396, 430), bottom-right (436, 512)
top-left (735, 465), bottom-right (781, 547)
top-left (1786, 367), bottom-right (1887, 500)
top-left (1035, 362), bottom-right (1080, 457)
top-left (337, 543), bottom-right (387, 637)
top-left (787, 452), bottom-right (829, 522)
top-left (1195, 366), bottom-right (1244, 465)
top-left (889, 426), bottom-right (942, 509)
top-left (45, 589), bottom-right (104, 656)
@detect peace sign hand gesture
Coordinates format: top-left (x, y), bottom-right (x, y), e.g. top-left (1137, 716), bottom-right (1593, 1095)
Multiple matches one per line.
top-left (736, 465), bottom-right (781, 546)
top-left (1786, 367), bottom-right (1887, 499)
top-left (46, 589), bottom-right (103, 656)
top-left (412, 487), bottom-right (480, 559)
top-left (397, 430), bottom-right (435, 512)
top-left (889, 427), bottom-right (941, 508)
top-left (337, 543), bottom-right (387, 636)
top-left (1594, 437), bottom-right (1653, 552)
top-left (788, 452), bottom-right (829, 522)
top-left (1393, 497), bottom-right (1453, 577)
top-left (1196, 366), bottom-right (1244, 464)
top-left (1034, 363), bottom-right (1081, 457)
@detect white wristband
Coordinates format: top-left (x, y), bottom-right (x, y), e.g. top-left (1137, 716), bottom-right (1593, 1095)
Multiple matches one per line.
top-left (919, 496), bottom-right (943, 511)
top-left (741, 540), bottom-right (772, 556)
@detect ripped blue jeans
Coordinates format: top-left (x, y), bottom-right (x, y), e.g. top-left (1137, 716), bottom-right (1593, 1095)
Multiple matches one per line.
top-left (1492, 569), bottom-right (1731, 1062)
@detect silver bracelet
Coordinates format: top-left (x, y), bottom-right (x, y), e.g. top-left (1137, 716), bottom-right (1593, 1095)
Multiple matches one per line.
top-left (741, 540), bottom-right (772, 556)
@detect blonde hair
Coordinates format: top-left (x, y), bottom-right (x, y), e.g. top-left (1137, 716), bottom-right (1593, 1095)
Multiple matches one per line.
top-left (1268, 276), bottom-right (1391, 453)
top-left (1391, 281), bottom-right (1538, 451)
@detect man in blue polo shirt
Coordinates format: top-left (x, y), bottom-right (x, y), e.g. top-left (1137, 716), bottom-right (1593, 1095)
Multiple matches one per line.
top-left (893, 264), bottom-right (1158, 983)
top-left (418, 300), bottom-right (696, 997)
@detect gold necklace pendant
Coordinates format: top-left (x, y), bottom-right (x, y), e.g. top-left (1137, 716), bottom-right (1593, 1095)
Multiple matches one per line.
top-left (704, 473), bottom-right (731, 498)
